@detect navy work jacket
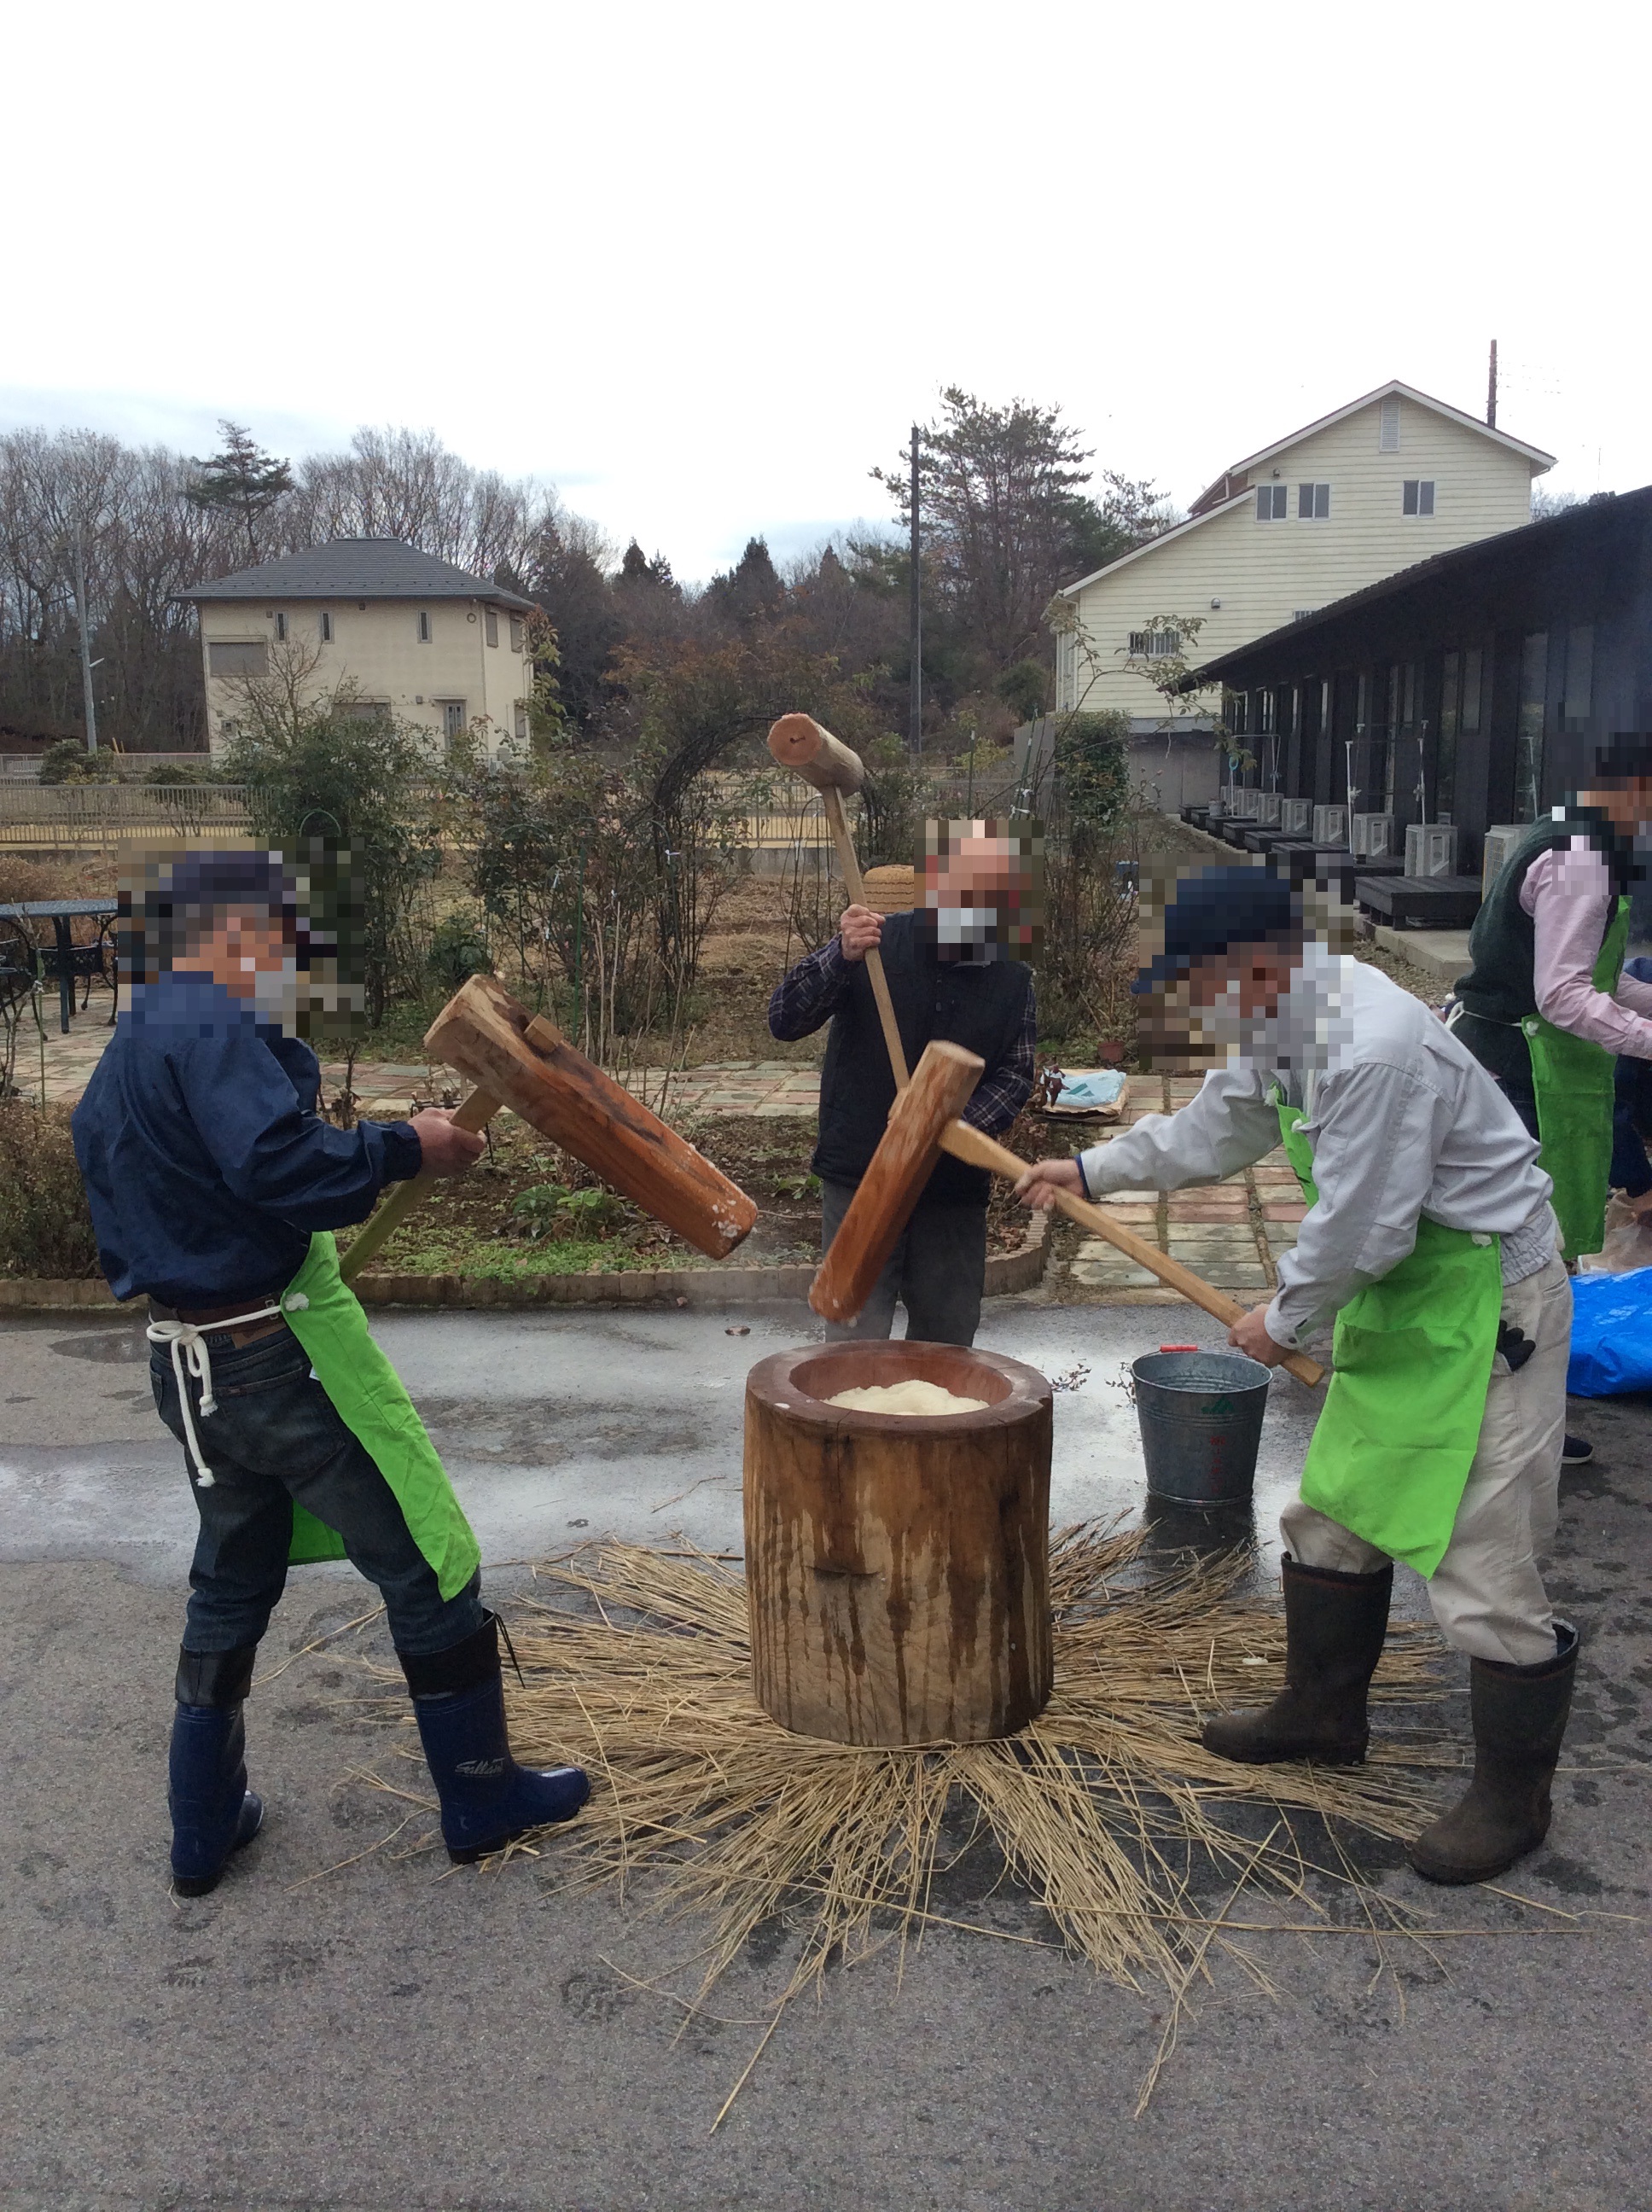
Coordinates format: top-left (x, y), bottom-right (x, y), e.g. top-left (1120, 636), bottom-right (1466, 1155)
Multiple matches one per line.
top-left (70, 974), bottom-right (422, 1307)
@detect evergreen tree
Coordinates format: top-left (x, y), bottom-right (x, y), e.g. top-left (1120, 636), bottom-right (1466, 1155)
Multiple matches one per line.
top-left (707, 535), bottom-right (783, 626)
top-left (184, 422), bottom-right (294, 562)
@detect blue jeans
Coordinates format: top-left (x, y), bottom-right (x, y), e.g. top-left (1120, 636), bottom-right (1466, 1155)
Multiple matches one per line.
top-left (151, 1326), bottom-right (484, 1658)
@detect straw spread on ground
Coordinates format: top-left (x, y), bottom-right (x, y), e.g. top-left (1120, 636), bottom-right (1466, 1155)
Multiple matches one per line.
top-left (348, 1524), bottom-right (1573, 2122)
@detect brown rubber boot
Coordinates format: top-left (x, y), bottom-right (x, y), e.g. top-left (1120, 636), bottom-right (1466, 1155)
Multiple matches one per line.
top-left (1202, 1553), bottom-right (1393, 1766)
top-left (1408, 1624), bottom-right (1578, 1885)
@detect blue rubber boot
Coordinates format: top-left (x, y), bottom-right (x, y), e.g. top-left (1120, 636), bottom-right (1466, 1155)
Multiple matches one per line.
top-left (169, 1644), bottom-right (265, 1896)
top-left (401, 1613), bottom-right (590, 1864)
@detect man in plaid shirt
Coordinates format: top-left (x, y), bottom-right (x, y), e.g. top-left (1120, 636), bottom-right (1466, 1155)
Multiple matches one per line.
top-left (770, 820), bottom-right (1038, 1345)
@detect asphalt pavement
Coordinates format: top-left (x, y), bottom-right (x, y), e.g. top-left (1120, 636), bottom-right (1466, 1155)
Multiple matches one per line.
top-left (2, 1298), bottom-right (1649, 2212)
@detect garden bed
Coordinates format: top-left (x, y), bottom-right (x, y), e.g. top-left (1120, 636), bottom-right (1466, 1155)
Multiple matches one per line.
top-left (0, 1102), bottom-right (1055, 1310)
top-left (337, 1106), bottom-right (1050, 1284)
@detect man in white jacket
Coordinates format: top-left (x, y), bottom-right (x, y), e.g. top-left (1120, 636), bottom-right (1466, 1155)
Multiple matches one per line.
top-left (1016, 867), bottom-right (1577, 1885)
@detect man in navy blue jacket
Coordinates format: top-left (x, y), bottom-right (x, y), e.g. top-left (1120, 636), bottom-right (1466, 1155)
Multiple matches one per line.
top-left (73, 852), bottom-right (586, 1896)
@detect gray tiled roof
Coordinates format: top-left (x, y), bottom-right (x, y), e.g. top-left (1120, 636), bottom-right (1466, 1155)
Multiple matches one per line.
top-left (181, 538), bottom-right (535, 611)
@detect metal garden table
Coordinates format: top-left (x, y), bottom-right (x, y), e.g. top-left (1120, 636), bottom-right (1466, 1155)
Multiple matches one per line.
top-left (0, 898), bottom-right (120, 1033)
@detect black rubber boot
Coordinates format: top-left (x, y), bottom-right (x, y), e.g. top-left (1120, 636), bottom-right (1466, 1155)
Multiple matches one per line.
top-left (1202, 1554), bottom-right (1393, 1766)
top-left (400, 1613), bottom-right (590, 1864)
top-left (169, 1643), bottom-right (265, 1896)
top-left (1408, 1623), bottom-right (1579, 1885)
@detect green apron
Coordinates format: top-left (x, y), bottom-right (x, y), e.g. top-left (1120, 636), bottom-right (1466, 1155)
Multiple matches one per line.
top-left (1271, 1091), bottom-right (1504, 1579)
top-left (1521, 894), bottom-right (1630, 1264)
top-left (275, 1231), bottom-right (480, 1598)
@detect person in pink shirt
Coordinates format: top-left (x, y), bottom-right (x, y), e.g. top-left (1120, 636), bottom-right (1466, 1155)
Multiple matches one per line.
top-left (1455, 736), bottom-right (1652, 1463)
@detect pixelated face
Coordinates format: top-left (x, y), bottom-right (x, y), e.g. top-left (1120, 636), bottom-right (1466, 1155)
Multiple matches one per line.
top-left (1134, 859), bottom-right (1352, 1069)
top-left (120, 843), bottom-right (366, 1039)
top-left (1184, 942), bottom-right (1298, 1016)
top-left (916, 818), bottom-right (1044, 960)
top-left (189, 906), bottom-right (293, 990)
top-left (1600, 777), bottom-right (1652, 828)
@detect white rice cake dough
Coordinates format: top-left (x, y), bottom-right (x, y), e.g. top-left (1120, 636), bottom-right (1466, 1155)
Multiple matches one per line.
top-left (826, 1380), bottom-right (988, 1417)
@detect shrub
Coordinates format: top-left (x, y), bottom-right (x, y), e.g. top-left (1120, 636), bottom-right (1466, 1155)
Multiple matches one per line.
top-left (0, 1103), bottom-right (101, 1278)
top-left (427, 909), bottom-right (492, 997)
top-left (509, 1181), bottom-right (625, 1243)
top-left (143, 758), bottom-right (220, 787)
top-left (36, 739), bottom-right (99, 786)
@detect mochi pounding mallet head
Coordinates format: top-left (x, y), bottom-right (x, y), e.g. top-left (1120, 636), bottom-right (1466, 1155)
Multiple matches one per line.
top-left (340, 972), bottom-right (759, 1279)
top-left (810, 1041), bottom-right (986, 1322)
top-left (767, 713), bottom-right (910, 1088)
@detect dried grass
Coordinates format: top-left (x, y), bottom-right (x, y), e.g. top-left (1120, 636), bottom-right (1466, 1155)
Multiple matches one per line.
top-left (356, 1522), bottom-right (1498, 2118)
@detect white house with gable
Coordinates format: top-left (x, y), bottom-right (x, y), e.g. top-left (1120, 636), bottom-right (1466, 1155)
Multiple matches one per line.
top-left (183, 538), bottom-right (538, 757)
top-left (1051, 381), bottom-right (1556, 779)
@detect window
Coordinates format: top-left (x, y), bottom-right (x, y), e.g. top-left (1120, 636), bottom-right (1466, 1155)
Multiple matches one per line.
top-left (485, 607), bottom-right (498, 647)
top-left (1297, 482), bottom-right (1330, 519)
top-left (1380, 395), bottom-right (1400, 451)
top-left (515, 704), bottom-right (529, 742)
top-left (440, 700), bottom-right (467, 745)
top-left (1128, 628), bottom-right (1181, 657)
top-left (1258, 690), bottom-right (1277, 736)
top-left (207, 639), bottom-right (268, 678)
top-left (1402, 480), bottom-right (1436, 516)
top-left (417, 610), bottom-right (432, 642)
top-left (1293, 608), bottom-right (1318, 623)
top-left (1563, 625), bottom-right (1594, 725)
top-left (319, 610), bottom-right (333, 643)
top-left (1461, 647), bottom-right (1483, 732)
top-left (1516, 632), bottom-right (1549, 821)
top-left (274, 610), bottom-right (288, 641)
top-left (1440, 651), bottom-right (1462, 820)
top-left (1255, 485), bottom-right (1288, 520)
top-left (336, 698), bottom-right (390, 722)
top-left (509, 614), bottom-right (524, 653)
top-left (1228, 691), bottom-right (1250, 737)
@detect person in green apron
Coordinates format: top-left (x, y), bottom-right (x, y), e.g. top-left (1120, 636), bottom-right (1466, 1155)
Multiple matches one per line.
top-left (71, 853), bottom-right (588, 1897)
top-left (1015, 866), bottom-right (1578, 1885)
top-left (1453, 735), bottom-right (1652, 1467)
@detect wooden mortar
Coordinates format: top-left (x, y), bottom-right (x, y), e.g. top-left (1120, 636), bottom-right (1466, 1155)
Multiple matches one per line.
top-left (743, 1341), bottom-right (1054, 1745)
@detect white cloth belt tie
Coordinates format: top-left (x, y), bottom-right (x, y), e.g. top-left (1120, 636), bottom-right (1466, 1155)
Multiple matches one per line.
top-left (146, 1302), bottom-right (288, 1487)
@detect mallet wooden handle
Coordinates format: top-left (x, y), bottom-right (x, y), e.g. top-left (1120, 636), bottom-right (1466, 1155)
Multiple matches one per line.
top-left (340, 1015), bottom-right (572, 1284)
top-left (937, 1121), bottom-right (1325, 1390)
top-left (819, 783), bottom-right (910, 1091)
top-left (339, 1083), bottom-right (499, 1283)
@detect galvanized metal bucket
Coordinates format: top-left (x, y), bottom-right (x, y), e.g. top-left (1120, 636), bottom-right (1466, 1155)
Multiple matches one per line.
top-left (1131, 1349), bottom-right (1272, 1506)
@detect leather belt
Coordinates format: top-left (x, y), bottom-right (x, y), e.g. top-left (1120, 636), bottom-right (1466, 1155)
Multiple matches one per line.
top-left (148, 1295), bottom-right (289, 1348)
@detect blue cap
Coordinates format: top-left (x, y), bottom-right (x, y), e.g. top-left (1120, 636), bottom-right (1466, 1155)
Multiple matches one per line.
top-left (149, 851), bottom-right (293, 913)
top-left (1132, 868), bottom-right (1300, 995)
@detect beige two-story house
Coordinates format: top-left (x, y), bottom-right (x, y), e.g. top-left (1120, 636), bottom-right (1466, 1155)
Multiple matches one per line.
top-left (1053, 381), bottom-right (1556, 750)
top-left (183, 538), bottom-right (538, 755)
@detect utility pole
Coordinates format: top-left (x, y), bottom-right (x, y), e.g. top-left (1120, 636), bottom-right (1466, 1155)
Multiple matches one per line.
top-left (908, 423), bottom-right (922, 756)
top-left (1486, 339), bottom-right (1498, 430)
top-left (70, 529), bottom-right (98, 754)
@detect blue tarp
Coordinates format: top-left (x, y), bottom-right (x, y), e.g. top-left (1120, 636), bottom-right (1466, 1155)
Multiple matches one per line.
top-left (1567, 1266), bottom-right (1652, 1396)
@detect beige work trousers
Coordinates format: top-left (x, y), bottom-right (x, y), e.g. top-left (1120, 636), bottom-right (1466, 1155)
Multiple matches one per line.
top-left (1280, 1252), bottom-right (1572, 1667)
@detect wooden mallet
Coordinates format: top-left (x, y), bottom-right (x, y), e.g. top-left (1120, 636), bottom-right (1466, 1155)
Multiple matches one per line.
top-left (340, 972), bottom-right (758, 1281)
top-left (811, 1049), bottom-right (1323, 1388)
top-left (768, 712), bottom-right (910, 1090)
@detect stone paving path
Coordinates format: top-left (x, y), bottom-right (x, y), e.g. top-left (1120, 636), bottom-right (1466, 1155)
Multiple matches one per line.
top-left (16, 1006), bottom-right (825, 1119)
top-left (304, 1058), bottom-right (824, 1121)
top-left (1062, 1074), bottom-right (1305, 1297)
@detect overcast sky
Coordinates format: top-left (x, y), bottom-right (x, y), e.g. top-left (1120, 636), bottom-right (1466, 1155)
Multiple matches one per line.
top-left (3, 0), bottom-right (1643, 583)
